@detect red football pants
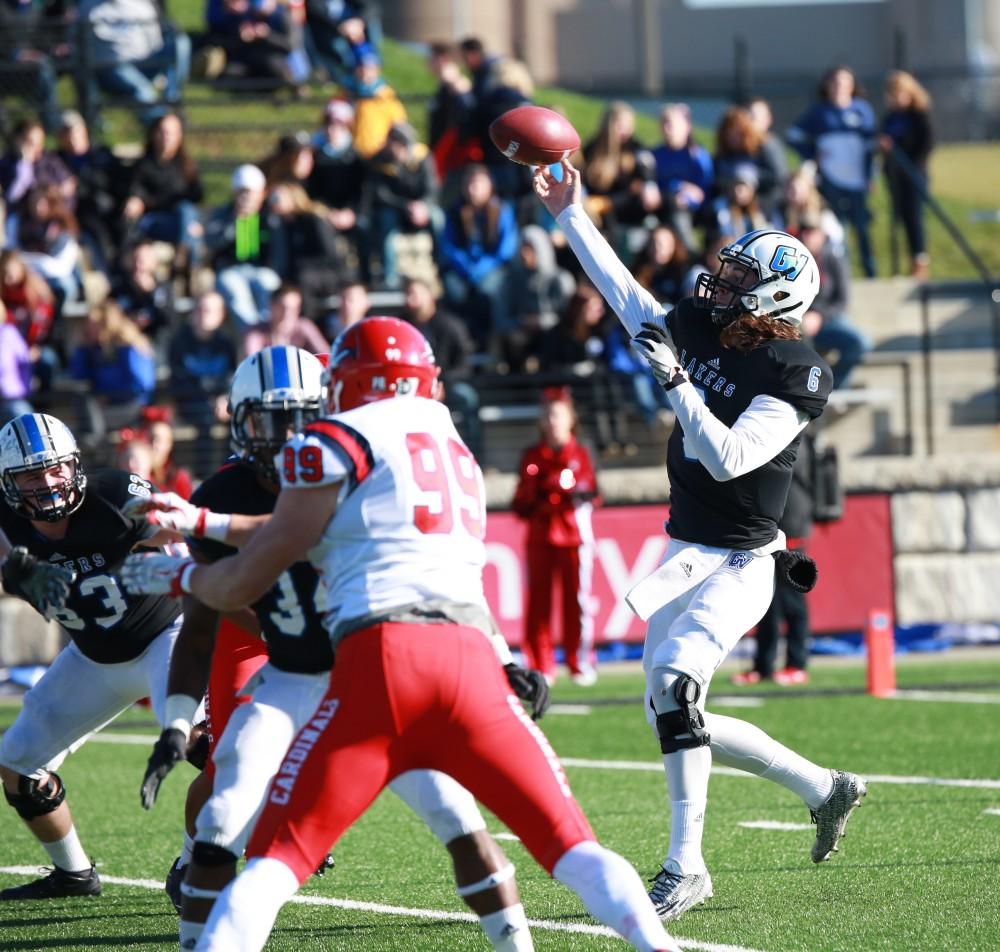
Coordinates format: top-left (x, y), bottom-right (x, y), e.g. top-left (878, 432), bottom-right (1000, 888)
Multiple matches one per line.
top-left (246, 623), bottom-right (595, 882)
top-left (524, 542), bottom-right (592, 676)
top-left (204, 619), bottom-right (268, 779)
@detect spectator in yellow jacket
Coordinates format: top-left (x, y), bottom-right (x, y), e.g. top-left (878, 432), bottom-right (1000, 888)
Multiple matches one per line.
top-left (348, 50), bottom-right (406, 159)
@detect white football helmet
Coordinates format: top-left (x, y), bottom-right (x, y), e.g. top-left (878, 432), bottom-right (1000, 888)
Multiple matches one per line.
top-left (695, 229), bottom-right (820, 327)
top-left (228, 346), bottom-right (325, 481)
top-left (0, 413), bottom-right (87, 521)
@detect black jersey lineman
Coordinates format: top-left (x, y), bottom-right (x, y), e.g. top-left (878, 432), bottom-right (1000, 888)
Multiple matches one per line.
top-left (187, 459), bottom-right (333, 674)
top-left (0, 469), bottom-right (182, 664)
top-left (664, 298), bottom-right (833, 550)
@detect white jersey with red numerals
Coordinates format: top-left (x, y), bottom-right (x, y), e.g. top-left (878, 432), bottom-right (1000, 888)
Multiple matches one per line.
top-left (279, 397), bottom-right (489, 636)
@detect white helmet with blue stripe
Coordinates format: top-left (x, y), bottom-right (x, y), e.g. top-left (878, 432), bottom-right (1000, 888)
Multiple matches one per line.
top-left (695, 228), bottom-right (820, 328)
top-left (0, 413), bottom-right (87, 521)
top-left (228, 346), bottom-right (325, 482)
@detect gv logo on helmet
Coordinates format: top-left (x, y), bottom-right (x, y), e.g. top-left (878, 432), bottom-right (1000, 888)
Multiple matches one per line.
top-left (769, 245), bottom-right (807, 280)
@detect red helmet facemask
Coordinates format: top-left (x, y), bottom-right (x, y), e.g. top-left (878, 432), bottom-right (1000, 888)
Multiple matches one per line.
top-left (324, 317), bottom-right (441, 413)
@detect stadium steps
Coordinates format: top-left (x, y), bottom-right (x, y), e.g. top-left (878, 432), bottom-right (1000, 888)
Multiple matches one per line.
top-left (819, 277), bottom-right (999, 458)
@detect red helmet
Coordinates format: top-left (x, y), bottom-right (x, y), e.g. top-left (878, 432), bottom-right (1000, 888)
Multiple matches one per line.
top-left (325, 317), bottom-right (440, 412)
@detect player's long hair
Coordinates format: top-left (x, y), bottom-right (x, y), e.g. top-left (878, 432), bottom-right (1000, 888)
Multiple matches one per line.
top-left (720, 313), bottom-right (800, 352)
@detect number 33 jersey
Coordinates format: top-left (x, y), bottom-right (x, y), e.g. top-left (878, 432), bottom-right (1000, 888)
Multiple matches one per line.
top-left (280, 398), bottom-right (489, 639)
top-left (187, 458), bottom-right (333, 674)
top-left (0, 469), bottom-right (181, 663)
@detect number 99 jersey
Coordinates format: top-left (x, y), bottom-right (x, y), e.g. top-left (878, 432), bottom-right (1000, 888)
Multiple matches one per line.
top-left (280, 397), bottom-right (489, 644)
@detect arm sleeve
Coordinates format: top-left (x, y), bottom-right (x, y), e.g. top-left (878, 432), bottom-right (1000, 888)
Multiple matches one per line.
top-left (666, 387), bottom-right (809, 482)
top-left (555, 204), bottom-right (669, 337)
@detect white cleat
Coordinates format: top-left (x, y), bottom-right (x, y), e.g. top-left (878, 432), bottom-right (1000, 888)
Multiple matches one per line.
top-left (810, 769), bottom-right (868, 863)
top-left (647, 859), bottom-right (713, 921)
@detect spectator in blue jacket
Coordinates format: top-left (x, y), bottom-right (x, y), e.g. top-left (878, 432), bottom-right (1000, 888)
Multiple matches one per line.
top-left (651, 102), bottom-right (713, 254)
top-left (787, 65), bottom-right (877, 277)
top-left (440, 163), bottom-right (518, 351)
top-left (69, 299), bottom-right (156, 449)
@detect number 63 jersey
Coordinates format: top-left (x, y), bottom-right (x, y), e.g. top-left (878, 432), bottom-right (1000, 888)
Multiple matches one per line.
top-left (0, 469), bottom-right (182, 664)
top-left (280, 397), bottom-right (489, 642)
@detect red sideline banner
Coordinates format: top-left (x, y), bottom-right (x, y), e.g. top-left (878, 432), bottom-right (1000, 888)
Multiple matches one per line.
top-left (484, 494), bottom-right (893, 646)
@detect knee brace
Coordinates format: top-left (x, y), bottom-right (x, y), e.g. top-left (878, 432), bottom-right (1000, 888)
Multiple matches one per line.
top-left (651, 674), bottom-right (710, 755)
top-left (191, 842), bottom-right (238, 868)
top-left (3, 772), bottom-right (66, 820)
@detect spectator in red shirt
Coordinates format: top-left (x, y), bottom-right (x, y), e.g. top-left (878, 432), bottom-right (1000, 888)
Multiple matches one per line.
top-left (512, 387), bottom-right (600, 685)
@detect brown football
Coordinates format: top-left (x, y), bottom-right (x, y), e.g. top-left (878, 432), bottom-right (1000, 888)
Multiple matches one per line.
top-left (489, 105), bottom-right (581, 166)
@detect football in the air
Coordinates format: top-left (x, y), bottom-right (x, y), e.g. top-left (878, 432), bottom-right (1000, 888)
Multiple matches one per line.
top-left (489, 105), bottom-right (581, 166)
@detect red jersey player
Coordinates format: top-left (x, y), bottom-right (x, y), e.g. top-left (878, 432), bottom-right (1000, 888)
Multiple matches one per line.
top-left (122, 317), bottom-right (679, 952)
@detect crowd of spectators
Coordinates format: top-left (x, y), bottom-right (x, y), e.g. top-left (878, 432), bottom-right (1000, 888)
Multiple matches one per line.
top-left (0, 13), bottom-right (938, 471)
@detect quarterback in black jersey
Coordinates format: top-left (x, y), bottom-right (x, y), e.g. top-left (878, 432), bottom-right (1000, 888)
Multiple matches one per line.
top-left (127, 346), bottom-right (539, 950)
top-left (536, 162), bottom-right (867, 921)
top-left (0, 412), bottom-right (187, 901)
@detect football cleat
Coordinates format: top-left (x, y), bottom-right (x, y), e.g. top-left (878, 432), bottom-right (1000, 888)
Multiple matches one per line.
top-left (810, 770), bottom-right (868, 863)
top-left (165, 856), bottom-right (185, 914)
top-left (313, 853), bottom-right (336, 877)
top-left (0, 864), bottom-right (101, 901)
top-left (730, 669), bottom-right (764, 686)
top-left (647, 860), bottom-right (713, 921)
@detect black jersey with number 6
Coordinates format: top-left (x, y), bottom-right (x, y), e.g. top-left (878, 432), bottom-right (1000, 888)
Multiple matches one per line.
top-left (664, 298), bottom-right (833, 550)
top-left (187, 459), bottom-right (333, 674)
top-left (0, 469), bottom-right (182, 663)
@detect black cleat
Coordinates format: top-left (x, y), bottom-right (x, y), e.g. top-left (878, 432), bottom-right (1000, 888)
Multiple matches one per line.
top-left (165, 856), bottom-right (185, 914)
top-left (313, 853), bottom-right (335, 878)
top-left (0, 865), bottom-right (101, 901)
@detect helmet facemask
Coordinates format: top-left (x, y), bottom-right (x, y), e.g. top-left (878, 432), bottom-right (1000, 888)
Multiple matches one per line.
top-left (695, 253), bottom-right (781, 328)
top-left (232, 396), bottom-right (322, 483)
top-left (3, 454), bottom-right (87, 522)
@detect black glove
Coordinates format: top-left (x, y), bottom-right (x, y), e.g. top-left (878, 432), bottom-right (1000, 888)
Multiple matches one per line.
top-left (773, 550), bottom-right (818, 593)
top-left (1, 546), bottom-right (76, 620)
top-left (504, 663), bottom-right (551, 721)
top-left (141, 728), bottom-right (188, 810)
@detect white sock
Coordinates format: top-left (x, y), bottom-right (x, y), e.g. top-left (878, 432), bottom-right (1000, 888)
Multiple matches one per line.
top-left (179, 919), bottom-right (203, 950)
top-left (479, 904), bottom-right (534, 951)
top-left (666, 799), bottom-right (707, 875)
top-left (661, 746), bottom-right (711, 874)
top-left (179, 832), bottom-right (195, 869)
top-left (553, 841), bottom-right (678, 952)
top-left (198, 857), bottom-right (299, 952)
top-left (42, 827), bottom-right (90, 873)
top-left (706, 712), bottom-right (834, 809)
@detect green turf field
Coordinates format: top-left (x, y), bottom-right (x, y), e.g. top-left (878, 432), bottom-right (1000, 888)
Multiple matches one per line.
top-left (1, 652), bottom-right (999, 950)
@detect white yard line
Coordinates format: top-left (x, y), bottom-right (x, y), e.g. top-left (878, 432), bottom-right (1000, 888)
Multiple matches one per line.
top-left (548, 704), bottom-right (593, 715)
top-left (983, 808), bottom-right (1000, 816)
top-left (709, 696), bottom-right (764, 708)
top-left (893, 690), bottom-right (1000, 704)
top-left (738, 821), bottom-right (814, 831)
top-left (559, 757), bottom-right (1000, 790)
top-left (0, 865), bottom-right (762, 952)
top-left (83, 734), bottom-right (1000, 789)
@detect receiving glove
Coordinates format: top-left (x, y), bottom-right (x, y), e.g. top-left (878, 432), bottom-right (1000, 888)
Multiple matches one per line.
top-left (631, 321), bottom-right (682, 389)
top-left (773, 549), bottom-right (819, 593)
top-left (1, 546), bottom-right (76, 620)
top-left (504, 662), bottom-right (552, 721)
top-left (120, 553), bottom-right (196, 597)
top-left (122, 492), bottom-right (231, 542)
top-left (140, 727), bottom-right (188, 810)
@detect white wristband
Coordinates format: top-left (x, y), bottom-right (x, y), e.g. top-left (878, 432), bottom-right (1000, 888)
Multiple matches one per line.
top-left (164, 693), bottom-right (199, 739)
top-left (178, 562), bottom-right (197, 595)
top-left (200, 511), bottom-right (232, 543)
